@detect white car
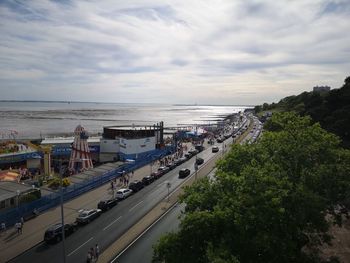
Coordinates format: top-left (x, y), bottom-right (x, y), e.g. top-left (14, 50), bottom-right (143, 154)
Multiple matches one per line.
top-left (116, 188), bottom-right (133, 200)
top-left (76, 209), bottom-right (102, 224)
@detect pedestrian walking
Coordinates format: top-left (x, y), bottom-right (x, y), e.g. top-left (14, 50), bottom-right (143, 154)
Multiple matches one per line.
top-left (95, 244), bottom-right (100, 260)
top-left (19, 222), bottom-right (23, 234)
top-left (15, 222), bottom-right (20, 234)
top-left (86, 251), bottom-right (92, 263)
top-left (90, 247), bottom-right (95, 260)
top-left (1, 222), bottom-right (6, 235)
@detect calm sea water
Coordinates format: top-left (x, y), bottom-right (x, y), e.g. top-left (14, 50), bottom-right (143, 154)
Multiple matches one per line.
top-left (0, 101), bottom-right (249, 139)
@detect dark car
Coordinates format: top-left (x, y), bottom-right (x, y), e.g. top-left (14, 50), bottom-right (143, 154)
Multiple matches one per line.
top-left (184, 153), bottom-right (192, 159)
top-left (216, 138), bottom-right (224, 143)
top-left (212, 146), bottom-right (219, 153)
top-left (44, 223), bottom-right (77, 244)
top-left (196, 157), bottom-right (204, 165)
top-left (97, 198), bottom-right (118, 211)
top-left (128, 180), bottom-right (144, 192)
top-left (142, 175), bottom-right (155, 185)
top-left (188, 149), bottom-right (199, 156)
top-left (195, 145), bottom-right (205, 152)
top-left (166, 162), bottom-right (176, 170)
top-left (151, 170), bottom-right (163, 179)
top-left (179, 168), bottom-right (191, 179)
top-left (158, 166), bottom-right (170, 174)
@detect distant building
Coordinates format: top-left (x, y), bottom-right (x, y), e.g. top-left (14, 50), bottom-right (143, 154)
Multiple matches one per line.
top-left (313, 86), bottom-right (330, 93)
top-left (100, 122), bottom-right (164, 162)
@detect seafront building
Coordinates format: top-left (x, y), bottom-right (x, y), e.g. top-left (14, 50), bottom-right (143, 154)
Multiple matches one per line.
top-left (0, 122), bottom-right (169, 175)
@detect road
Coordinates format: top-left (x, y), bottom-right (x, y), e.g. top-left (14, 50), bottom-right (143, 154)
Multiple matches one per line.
top-left (113, 203), bottom-right (185, 263)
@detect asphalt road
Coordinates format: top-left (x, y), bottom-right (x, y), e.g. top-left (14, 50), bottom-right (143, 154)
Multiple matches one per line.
top-left (113, 203), bottom-right (185, 263)
top-left (9, 140), bottom-right (224, 263)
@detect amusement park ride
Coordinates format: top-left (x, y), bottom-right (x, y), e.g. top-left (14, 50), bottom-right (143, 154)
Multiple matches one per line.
top-left (0, 125), bottom-right (94, 182)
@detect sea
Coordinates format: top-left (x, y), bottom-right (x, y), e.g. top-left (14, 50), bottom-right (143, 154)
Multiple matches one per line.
top-left (0, 101), bottom-right (250, 139)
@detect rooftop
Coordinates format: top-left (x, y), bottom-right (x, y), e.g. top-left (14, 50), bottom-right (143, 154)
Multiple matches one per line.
top-left (0, 181), bottom-right (35, 202)
top-left (41, 136), bottom-right (101, 145)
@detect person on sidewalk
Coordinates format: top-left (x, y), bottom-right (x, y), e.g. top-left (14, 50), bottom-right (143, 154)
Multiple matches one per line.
top-left (19, 222), bottom-right (23, 234)
top-left (90, 247), bottom-right (95, 261)
top-left (95, 244), bottom-right (100, 260)
top-left (86, 250), bottom-right (92, 263)
top-left (1, 222), bottom-right (6, 235)
top-left (15, 222), bottom-right (20, 234)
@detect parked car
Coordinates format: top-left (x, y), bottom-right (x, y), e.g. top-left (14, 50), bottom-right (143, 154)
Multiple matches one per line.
top-left (188, 149), bottom-right (199, 155)
top-left (44, 223), bottom-right (77, 244)
top-left (116, 188), bottom-right (133, 199)
top-left (142, 175), bottom-right (154, 185)
top-left (76, 209), bottom-right (102, 224)
top-left (216, 138), bottom-right (224, 143)
top-left (179, 168), bottom-right (191, 179)
top-left (97, 198), bottom-right (118, 211)
top-left (158, 166), bottom-right (170, 174)
top-left (212, 146), bottom-right (219, 153)
top-left (196, 157), bottom-right (204, 165)
top-left (151, 171), bottom-right (163, 179)
top-left (128, 180), bottom-right (144, 192)
top-left (195, 145), bottom-right (205, 152)
top-left (166, 162), bottom-right (176, 170)
top-left (184, 153), bottom-right (192, 159)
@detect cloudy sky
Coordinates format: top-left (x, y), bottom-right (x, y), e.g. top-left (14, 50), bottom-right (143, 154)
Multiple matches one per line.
top-left (0, 0), bottom-right (349, 105)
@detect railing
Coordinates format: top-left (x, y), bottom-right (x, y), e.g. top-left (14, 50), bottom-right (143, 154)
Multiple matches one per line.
top-left (0, 147), bottom-right (173, 227)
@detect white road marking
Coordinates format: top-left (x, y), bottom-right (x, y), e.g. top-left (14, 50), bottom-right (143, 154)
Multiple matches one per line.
top-left (67, 237), bottom-right (93, 257)
top-left (103, 216), bottom-right (122, 231)
top-left (129, 200), bottom-right (144, 212)
top-left (111, 202), bottom-right (179, 262)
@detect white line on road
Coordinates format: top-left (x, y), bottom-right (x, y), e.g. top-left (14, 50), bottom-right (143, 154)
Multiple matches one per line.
top-left (67, 237), bottom-right (93, 257)
top-left (129, 200), bottom-right (144, 212)
top-left (111, 202), bottom-right (179, 262)
top-left (103, 216), bottom-right (122, 231)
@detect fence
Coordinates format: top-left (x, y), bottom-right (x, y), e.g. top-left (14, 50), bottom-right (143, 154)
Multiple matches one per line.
top-left (0, 147), bottom-right (173, 227)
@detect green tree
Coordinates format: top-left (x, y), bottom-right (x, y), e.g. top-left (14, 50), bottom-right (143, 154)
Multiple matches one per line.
top-left (153, 113), bottom-right (350, 263)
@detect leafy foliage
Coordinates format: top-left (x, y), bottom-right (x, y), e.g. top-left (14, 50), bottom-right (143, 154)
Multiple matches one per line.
top-left (153, 113), bottom-right (350, 263)
top-left (255, 76), bottom-right (350, 148)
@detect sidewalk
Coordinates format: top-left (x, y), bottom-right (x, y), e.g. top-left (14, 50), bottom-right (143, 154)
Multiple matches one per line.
top-left (0, 162), bottom-right (159, 263)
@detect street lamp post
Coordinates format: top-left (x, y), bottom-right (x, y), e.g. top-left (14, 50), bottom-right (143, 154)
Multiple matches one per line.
top-left (194, 153), bottom-right (198, 180)
top-left (59, 160), bottom-right (66, 263)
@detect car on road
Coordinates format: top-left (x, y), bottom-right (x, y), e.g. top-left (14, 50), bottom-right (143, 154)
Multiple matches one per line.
top-left (166, 162), bottom-right (176, 170)
top-left (195, 145), bottom-right (205, 152)
top-left (116, 188), bottom-right (133, 200)
top-left (128, 180), bottom-right (144, 192)
top-left (44, 223), bottom-right (77, 244)
top-left (188, 149), bottom-right (199, 156)
top-left (151, 170), bottom-right (163, 179)
top-left (216, 137), bottom-right (224, 143)
top-left (142, 175), bottom-right (154, 185)
top-left (179, 168), bottom-right (191, 179)
top-left (196, 157), bottom-right (204, 165)
top-left (184, 153), bottom-right (192, 159)
top-left (212, 146), bottom-right (219, 153)
top-left (97, 198), bottom-right (118, 211)
top-left (76, 209), bottom-right (102, 224)
top-left (158, 166), bottom-right (170, 174)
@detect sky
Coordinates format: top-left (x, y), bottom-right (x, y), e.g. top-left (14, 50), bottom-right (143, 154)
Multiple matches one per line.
top-left (0, 0), bottom-right (349, 105)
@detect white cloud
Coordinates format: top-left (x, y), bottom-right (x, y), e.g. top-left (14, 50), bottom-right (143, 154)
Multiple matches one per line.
top-left (0, 0), bottom-right (349, 105)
